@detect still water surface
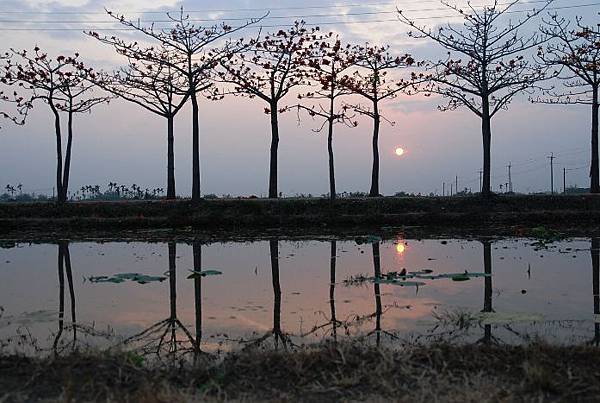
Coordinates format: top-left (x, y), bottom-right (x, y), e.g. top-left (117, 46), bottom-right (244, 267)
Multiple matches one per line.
top-left (1, 237), bottom-right (599, 357)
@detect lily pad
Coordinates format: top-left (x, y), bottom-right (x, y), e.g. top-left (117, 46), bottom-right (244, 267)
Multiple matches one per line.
top-left (89, 272), bottom-right (166, 284)
top-left (187, 269), bottom-right (223, 279)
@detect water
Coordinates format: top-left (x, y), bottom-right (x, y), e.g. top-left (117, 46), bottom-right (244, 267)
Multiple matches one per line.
top-left (1, 236), bottom-right (599, 358)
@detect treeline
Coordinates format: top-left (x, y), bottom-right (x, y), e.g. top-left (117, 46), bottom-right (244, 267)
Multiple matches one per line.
top-left (0, 0), bottom-right (598, 203)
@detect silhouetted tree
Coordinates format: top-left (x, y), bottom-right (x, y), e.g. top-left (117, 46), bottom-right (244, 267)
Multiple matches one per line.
top-left (96, 9), bottom-right (260, 200)
top-left (91, 44), bottom-right (189, 199)
top-left (339, 45), bottom-right (423, 197)
top-left (290, 35), bottom-right (357, 200)
top-left (217, 22), bottom-right (319, 198)
top-left (0, 52), bottom-right (31, 128)
top-left (536, 15), bottom-right (600, 193)
top-left (399, 0), bottom-right (553, 196)
top-left (2, 48), bottom-right (108, 203)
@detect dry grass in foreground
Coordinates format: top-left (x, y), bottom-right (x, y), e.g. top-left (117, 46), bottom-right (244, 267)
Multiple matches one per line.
top-left (1, 342), bottom-right (600, 402)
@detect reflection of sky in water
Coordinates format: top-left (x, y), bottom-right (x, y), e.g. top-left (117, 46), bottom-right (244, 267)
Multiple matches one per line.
top-left (0, 238), bottom-right (598, 354)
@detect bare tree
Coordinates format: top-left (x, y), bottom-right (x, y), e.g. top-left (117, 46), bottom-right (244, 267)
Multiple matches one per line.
top-left (94, 9), bottom-right (260, 200)
top-left (288, 35), bottom-right (357, 200)
top-left (398, 0), bottom-right (553, 196)
top-left (339, 44), bottom-right (423, 197)
top-left (2, 48), bottom-right (108, 203)
top-left (536, 15), bottom-right (600, 193)
top-left (91, 43), bottom-right (189, 199)
top-left (216, 21), bottom-right (319, 198)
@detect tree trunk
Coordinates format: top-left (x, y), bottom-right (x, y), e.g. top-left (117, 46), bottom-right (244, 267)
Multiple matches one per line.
top-left (591, 85), bottom-right (599, 193)
top-left (369, 101), bottom-right (381, 197)
top-left (481, 96), bottom-right (492, 197)
top-left (328, 117), bottom-right (336, 201)
top-left (269, 103), bottom-right (279, 198)
top-left (50, 101), bottom-right (64, 203)
top-left (61, 110), bottom-right (74, 203)
top-left (167, 116), bottom-right (176, 199)
top-left (328, 91), bottom-right (336, 201)
top-left (191, 91), bottom-right (201, 200)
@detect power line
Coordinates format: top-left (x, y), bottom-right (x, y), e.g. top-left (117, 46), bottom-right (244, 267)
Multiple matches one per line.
top-left (0, 1), bottom-right (596, 31)
top-left (0, 0), bottom-right (559, 23)
top-left (0, 0), bottom-right (565, 15)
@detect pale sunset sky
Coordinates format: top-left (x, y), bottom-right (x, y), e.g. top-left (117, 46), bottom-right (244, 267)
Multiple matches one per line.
top-left (0, 0), bottom-right (597, 196)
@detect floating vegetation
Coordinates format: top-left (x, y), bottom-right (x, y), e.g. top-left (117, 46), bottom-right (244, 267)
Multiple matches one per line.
top-left (529, 226), bottom-right (564, 247)
top-left (344, 269), bottom-right (491, 286)
top-left (89, 272), bottom-right (167, 285)
top-left (187, 269), bottom-right (223, 279)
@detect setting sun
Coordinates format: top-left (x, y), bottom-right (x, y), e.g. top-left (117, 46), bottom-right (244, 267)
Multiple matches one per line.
top-left (395, 147), bottom-right (405, 156)
top-left (396, 243), bottom-right (406, 254)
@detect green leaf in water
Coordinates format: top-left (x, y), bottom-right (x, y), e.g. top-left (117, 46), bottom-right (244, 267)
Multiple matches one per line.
top-left (89, 273), bottom-right (166, 285)
top-left (187, 269), bottom-right (223, 279)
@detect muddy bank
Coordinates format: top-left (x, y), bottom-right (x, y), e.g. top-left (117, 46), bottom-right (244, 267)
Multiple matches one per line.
top-left (1, 342), bottom-right (599, 402)
top-left (1, 195), bottom-right (600, 241)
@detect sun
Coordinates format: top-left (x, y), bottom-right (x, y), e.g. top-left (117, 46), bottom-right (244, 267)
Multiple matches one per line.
top-left (396, 243), bottom-right (406, 254)
top-left (395, 147), bottom-right (405, 156)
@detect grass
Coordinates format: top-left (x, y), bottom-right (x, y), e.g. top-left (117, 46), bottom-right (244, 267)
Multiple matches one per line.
top-left (2, 341), bottom-right (600, 402)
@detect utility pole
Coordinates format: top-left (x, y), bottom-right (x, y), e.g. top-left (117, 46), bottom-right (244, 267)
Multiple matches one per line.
top-left (479, 169), bottom-right (483, 193)
top-left (442, 182), bottom-right (445, 197)
top-left (507, 162), bottom-right (513, 193)
top-left (563, 167), bottom-right (567, 194)
top-left (450, 183), bottom-right (453, 196)
top-left (548, 152), bottom-right (555, 194)
top-left (455, 175), bottom-right (458, 194)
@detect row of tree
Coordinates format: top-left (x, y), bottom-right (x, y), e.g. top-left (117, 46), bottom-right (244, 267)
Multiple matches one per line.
top-left (0, 0), bottom-right (598, 203)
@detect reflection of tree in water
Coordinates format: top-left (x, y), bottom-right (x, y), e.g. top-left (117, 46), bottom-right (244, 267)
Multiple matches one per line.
top-left (367, 242), bottom-right (399, 346)
top-left (52, 241), bottom-right (77, 355)
top-left (242, 240), bottom-right (293, 350)
top-left (122, 242), bottom-right (201, 360)
top-left (300, 241), bottom-right (345, 341)
top-left (478, 240), bottom-right (499, 344)
top-left (591, 238), bottom-right (600, 345)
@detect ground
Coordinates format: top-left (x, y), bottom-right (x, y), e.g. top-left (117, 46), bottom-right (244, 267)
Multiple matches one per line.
top-left (1, 342), bottom-right (599, 402)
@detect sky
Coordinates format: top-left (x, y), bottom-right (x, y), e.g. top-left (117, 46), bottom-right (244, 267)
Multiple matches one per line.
top-left (0, 0), bottom-right (597, 197)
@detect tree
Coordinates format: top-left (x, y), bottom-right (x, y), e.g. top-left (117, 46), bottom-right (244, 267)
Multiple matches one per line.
top-left (216, 21), bottom-right (319, 198)
top-left (339, 44), bottom-right (423, 197)
top-left (536, 15), bottom-right (600, 193)
top-left (91, 43), bottom-right (189, 199)
top-left (96, 9), bottom-right (260, 200)
top-left (2, 48), bottom-right (108, 203)
top-left (290, 35), bottom-right (357, 200)
top-left (0, 52), bottom-right (31, 128)
top-left (398, 0), bottom-right (553, 196)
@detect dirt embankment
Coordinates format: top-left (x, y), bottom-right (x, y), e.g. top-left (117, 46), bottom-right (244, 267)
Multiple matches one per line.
top-left (1, 195), bottom-right (599, 237)
top-left (1, 342), bottom-right (599, 402)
